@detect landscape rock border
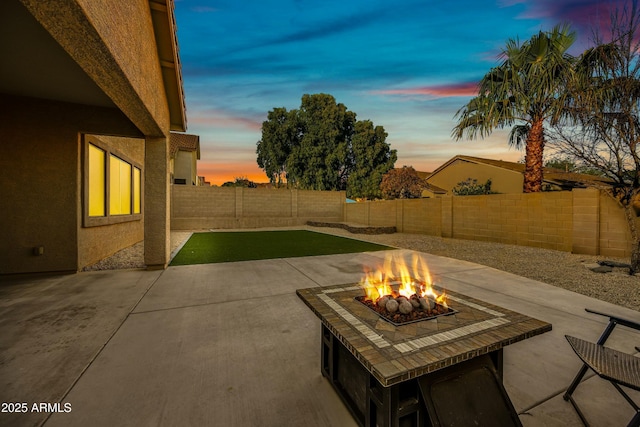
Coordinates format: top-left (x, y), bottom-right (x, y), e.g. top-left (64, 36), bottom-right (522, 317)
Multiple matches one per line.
top-left (306, 221), bottom-right (396, 235)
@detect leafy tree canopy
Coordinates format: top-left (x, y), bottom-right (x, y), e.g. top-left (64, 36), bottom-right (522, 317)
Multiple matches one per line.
top-left (380, 166), bottom-right (426, 199)
top-left (256, 94), bottom-right (396, 198)
top-left (221, 177), bottom-right (257, 188)
top-left (543, 156), bottom-right (604, 176)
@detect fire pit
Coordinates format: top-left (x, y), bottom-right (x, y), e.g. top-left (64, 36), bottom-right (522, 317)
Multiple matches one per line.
top-left (296, 254), bottom-right (552, 427)
top-left (355, 292), bottom-right (455, 326)
top-left (355, 254), bottom-right (456, 326)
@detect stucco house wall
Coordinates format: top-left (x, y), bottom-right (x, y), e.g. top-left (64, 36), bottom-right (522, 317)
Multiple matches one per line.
top-left (77, 134), bottom-right (146, 269)
top-left (426, 159), bottom-right (523, 195)
top-left (0, 95), bottom-right (143, 274)
top-left (0, 0), bottom-right (186, 274)
top-left (174, 150), bottom-right (197, 185)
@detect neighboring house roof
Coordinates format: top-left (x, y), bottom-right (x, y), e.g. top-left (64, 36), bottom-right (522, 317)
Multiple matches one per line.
top-left (415, 170), bottom-right (432, 180)
top-left (543, 170), bottom-right (613, 189)
top-left (423, 182), bottom-right (447, 195)
top-left (428, 155), bottom-right (613, 191)
top-left (170, 132), bottom-right (200, 159)
top-left (431, 155), bottom-right (525, 176)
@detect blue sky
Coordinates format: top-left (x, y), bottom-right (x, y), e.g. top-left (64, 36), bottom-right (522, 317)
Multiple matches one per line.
top-left (174, 0), bottom-right (619, 185)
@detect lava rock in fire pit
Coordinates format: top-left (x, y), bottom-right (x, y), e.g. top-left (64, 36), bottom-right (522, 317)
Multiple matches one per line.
top-left (399, 300), bottom-right (414, 314)
top-left (409, 295), bottom-right (421, 308)
top-left (354, 295), bottom-right (456, 326)
top-left (386, 299), bottom-right (399, 313)
top-left (419, 297), bottom-right (436, 311)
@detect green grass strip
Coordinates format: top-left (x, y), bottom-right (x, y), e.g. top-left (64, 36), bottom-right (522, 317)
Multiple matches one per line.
top-left (169, 230), bottom-right (392, 266)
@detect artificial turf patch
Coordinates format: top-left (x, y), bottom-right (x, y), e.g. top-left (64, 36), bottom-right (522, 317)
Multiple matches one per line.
top-left (169, 230), bottom-right (392, 266)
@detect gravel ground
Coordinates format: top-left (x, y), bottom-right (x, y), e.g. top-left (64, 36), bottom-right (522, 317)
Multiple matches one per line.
top-left (84, 227), bottom-right (639, 312)
top-left (313, 227), bottom-right (639, 312)
top-left (82, 231), bottom-right (192, 271)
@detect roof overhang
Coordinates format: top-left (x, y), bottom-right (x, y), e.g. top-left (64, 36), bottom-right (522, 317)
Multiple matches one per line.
top-left (150, 0), bottom-right (187, 132)
top-left (0, 0), bottom-right (187, 135)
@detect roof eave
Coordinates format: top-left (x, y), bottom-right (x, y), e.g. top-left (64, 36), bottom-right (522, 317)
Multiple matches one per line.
top-left (150, 0), bottom-right (187, 133)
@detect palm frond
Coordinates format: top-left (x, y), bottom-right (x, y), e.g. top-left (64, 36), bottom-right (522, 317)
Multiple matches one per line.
top-left (508, 124), bottom-right (530, 149)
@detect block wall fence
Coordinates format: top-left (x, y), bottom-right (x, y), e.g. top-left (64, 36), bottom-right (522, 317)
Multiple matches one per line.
top-left (171, 186), bottom-right (345, 229)
top-left (345, 188), bottom-right (633, 258)
top-left (171, 186), bottom-right (633, 258)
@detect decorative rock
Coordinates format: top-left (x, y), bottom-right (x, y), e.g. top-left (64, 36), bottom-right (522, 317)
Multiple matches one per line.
top-left (591, 265), bottom-right (613, 273)
top-left (409, 296), bottom-right (420, 308)
top-left (582, 263), bottom-right (601, 270)
top-left (418, 297), bottom-right (430, 310)
top-left (599, 260), bottom-right (630, 268)
top-left (399, 300), bottom-right (414, 314)
top-left (386, 299), bottom-right (399, 313)
top-left (426, 297), bottom-right (436, 310)
top-left (377, 296), bottom-right (390, 309)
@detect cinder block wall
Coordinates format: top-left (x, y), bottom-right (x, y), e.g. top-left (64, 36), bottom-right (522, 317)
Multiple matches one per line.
top-left (402, 198), bottom-right (442, 235)
top-left (599, 191), bottom-right (634, 258)
top-left (345, 203), bottom-right (368, 224)
top-left (369, 202), bottom-right (397, 226)
top-left (170, 186), bottom-right (632, 257)
top-left (452, 192), bottom-right (573, 251)
top-left (572, 188), bottom-right (600, 255)
top-left (343, 189), bottom-right (632, 257)
top-left (171, 187), bottom-right (344, 229)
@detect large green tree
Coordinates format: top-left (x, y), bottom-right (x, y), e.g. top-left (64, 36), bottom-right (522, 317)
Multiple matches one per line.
top-left (256, 94), bottom-right (396, 197)
top-left (287, 94), bottom-right (355, 191)
top-left (453, 24), bottom-right (576, 192)
top-left (256, 107), bottom-right (298, 187)
top-left (347, 120), bottom-right (397, 199)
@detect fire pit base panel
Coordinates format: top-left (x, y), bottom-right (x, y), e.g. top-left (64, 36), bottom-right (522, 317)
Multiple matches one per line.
top-left (418, 355), bottom-right (522, 427)
top-left (321, 324), bottom-right (522, 427)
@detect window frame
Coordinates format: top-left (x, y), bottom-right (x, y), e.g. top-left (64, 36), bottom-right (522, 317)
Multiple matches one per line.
top-left (83, 135), bottom-right (143, 227)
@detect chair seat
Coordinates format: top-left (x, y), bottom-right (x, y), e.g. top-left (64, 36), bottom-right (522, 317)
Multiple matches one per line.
top-left (566, 335), bottom-right (640, 391)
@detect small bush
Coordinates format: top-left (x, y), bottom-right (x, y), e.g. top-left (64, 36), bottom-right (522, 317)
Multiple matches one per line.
top-left (452, 178), bottom-right (493, 195)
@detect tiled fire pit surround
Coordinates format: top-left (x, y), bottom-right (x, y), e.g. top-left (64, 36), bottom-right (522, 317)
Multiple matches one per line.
top-left (298, 283), bottom-right (552, 426)
top-left (297, 284), bottom-right (551, 388)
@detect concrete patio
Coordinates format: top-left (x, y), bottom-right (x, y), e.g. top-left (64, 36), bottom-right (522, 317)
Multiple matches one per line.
top-left (1, 247), bottom-right (638, 427)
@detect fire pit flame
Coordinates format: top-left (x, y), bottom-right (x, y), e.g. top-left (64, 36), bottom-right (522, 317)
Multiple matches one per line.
top-left (358, 254), bottom-right (454, 325)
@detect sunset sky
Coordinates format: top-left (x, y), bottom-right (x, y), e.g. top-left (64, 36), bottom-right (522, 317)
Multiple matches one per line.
top-left (174, 0), bottom-right (620, 186)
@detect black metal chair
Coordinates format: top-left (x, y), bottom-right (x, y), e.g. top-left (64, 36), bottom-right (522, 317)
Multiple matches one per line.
top-left (563, 308), bottom-right (640, 427)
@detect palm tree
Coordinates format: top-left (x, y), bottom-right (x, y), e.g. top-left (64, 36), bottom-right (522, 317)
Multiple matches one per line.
top-left (453, 24), bottom-right (576, 192)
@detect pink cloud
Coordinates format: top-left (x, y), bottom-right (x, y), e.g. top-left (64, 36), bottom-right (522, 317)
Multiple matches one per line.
top-left (507, 1), bottom-right (618, 36)
top-left (189, 109), bottom-right (262, 131)
top-left (372, 82), bottom-right (478, 98)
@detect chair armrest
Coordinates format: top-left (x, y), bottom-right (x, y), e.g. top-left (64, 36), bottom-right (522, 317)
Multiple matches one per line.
top-left (585, 308), bottom-right (640, 331)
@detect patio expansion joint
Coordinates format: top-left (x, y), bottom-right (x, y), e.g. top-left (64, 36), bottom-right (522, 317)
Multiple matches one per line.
top-left (131, 292), bottom-right (293, 315)
top-left (282, 258), bottom-right (325, 287)
top-left (38, 264), bottom-right (167, 427)
top-left (517, 371), bottom-right (599, 416)
top-left (435, 265), bottom-right (499, 278)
